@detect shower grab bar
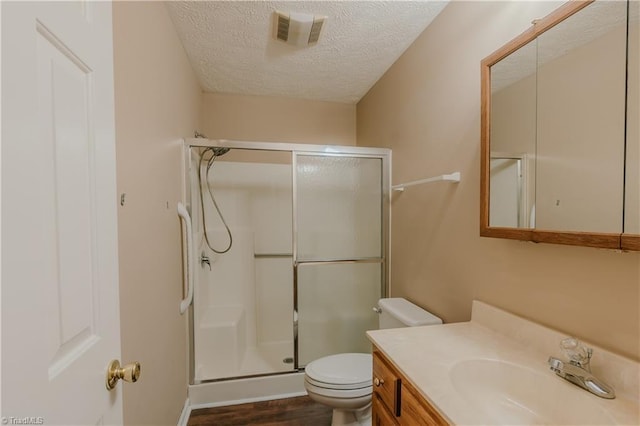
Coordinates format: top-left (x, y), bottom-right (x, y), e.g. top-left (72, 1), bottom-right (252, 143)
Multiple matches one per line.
top-left (177, 202), bottom-right (194, 314)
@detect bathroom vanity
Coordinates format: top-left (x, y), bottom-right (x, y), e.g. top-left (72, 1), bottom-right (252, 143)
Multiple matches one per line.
top-left (367, 301), bottom-right (640, 425)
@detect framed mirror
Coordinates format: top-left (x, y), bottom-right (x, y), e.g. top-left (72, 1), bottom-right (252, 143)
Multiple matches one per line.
top-left (623, 0), bottom-right (639, 250)
top-left (481, 0), bottom-right (639, 251)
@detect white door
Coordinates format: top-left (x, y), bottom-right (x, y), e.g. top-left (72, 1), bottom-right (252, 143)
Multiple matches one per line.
top-left (2, 1), bottom-right (124, 424)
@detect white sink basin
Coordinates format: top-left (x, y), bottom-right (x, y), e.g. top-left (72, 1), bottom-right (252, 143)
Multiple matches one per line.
top-left (449, 359), bottom-right (615, 425)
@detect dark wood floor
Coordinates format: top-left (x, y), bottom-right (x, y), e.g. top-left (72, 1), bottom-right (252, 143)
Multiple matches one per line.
top-left (187, 395), bottom-right (333, 426)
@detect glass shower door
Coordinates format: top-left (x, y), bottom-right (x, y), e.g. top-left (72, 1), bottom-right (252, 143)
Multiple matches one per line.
top-left (294, 154), bottom-right (385, 367)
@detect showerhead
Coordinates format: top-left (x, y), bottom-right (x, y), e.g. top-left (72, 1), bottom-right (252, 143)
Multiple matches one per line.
top-left (211, 147), bottom-right (231, 157)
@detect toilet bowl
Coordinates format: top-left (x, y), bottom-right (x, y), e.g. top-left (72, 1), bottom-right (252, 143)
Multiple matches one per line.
top-left (304, 353), bottom-right (373, 426)
top-left (303, 298), bottom-right (443, 426)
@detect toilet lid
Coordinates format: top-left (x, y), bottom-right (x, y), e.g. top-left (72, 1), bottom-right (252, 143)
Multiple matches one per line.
top-left (305, 353), bottom-right (372, 388)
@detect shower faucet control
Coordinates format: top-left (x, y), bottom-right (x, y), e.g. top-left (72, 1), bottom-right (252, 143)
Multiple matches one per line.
top-left (200, 252), bottom-right (211, 270)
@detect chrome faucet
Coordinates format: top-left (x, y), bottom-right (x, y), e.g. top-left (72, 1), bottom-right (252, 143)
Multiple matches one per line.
top-left (548, 337), bottom-right (615, 399)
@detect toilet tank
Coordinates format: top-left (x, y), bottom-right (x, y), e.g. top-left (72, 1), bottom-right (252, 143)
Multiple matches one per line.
top-left (377, 298), bottom-right (442, 329)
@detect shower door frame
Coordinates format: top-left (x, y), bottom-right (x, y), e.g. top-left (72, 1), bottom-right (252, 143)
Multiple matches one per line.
top-left (183, 139), bottom-right (391, 384)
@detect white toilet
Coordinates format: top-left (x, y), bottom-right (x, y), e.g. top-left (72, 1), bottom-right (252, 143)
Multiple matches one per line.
top-left (303, 298), bottom-right (442, 426)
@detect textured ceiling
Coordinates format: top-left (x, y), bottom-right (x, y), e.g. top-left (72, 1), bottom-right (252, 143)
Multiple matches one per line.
top-left (165, 1), bottom-right (449, 104)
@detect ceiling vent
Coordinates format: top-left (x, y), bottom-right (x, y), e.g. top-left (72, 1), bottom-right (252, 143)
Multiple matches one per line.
top-left (274, 11), bottom-right (326, 47)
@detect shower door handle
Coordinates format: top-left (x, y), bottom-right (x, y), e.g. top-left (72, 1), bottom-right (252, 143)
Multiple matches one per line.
top-left (177, 202), bottom-right (194, 314)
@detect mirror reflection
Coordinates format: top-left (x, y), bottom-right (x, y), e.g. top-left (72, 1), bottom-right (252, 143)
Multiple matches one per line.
top-left (535, 0), bottom-right (627, 233)
top-left (625, 1), bottom-right (639, 235)
top-left (489, 0), bottom-right (630, 234)
top-left (490, 156), bottom-right (533, 228)
top-left (490, 40), bottom-right (537, 229)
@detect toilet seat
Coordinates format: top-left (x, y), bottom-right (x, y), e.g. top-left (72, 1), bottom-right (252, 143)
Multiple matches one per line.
top-left (305, 376), bottom-right (370, 391)
top-left (305, 380), bottom-right (372, 399)
top-left (304, 353), bottom-right (372, 391)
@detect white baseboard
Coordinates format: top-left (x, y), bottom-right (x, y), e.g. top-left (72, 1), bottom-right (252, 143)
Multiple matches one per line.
top-left (177, 398), bottom-right (191, 426)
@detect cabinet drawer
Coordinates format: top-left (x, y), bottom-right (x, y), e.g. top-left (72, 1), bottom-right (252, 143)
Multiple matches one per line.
top-left (373, 350), bottom-right (401, 416)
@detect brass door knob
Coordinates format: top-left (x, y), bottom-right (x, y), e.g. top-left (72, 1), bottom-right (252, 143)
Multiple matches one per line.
top-left (374, 377), bottom-right (384, 386)
top-left (106, 359), bottom-right (141, 391)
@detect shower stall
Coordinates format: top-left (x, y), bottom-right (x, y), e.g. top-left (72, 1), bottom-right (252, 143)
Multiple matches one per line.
top-left (182, 139), bottom-right (390, 385)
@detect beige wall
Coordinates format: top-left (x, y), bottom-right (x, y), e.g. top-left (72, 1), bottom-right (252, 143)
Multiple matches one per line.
top-left (113, 2), bottom-right (201, 424)
top-left (357, 1), bottom-right (640, 361)
top-left (201, 92), bottom-right (356, 145)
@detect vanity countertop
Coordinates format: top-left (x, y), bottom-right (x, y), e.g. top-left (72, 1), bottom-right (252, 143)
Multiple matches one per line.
top-left (367, 301), bottom-right (640, 425)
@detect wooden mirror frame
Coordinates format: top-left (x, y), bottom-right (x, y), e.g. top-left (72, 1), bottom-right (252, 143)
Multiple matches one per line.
top-left (480, 0), bottom-right (639, 251)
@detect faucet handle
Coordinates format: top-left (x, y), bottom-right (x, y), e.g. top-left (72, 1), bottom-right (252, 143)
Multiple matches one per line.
top-left (548, 357), bottom-right (564, 373)
top-left (200, 252), bottom-right (212, 270)
top-left (560, 337), bottom-right (592, 367)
